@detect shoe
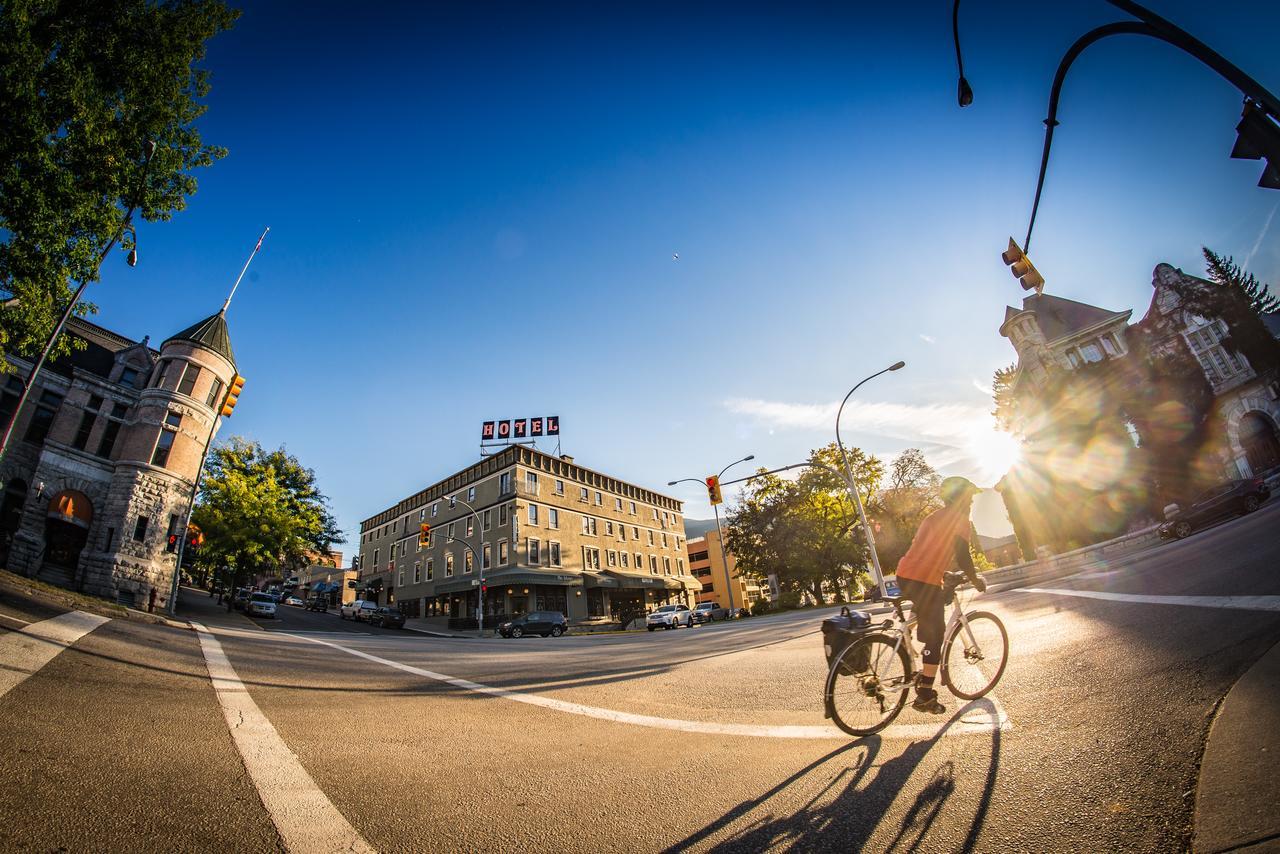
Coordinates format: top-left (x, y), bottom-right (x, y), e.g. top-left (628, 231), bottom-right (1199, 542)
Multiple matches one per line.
top-left (912, 679), bottom-right (947, 714)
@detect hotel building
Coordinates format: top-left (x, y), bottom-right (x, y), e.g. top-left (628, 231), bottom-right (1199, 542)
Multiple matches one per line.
top-left (358, 446), bottom-right (698, 625)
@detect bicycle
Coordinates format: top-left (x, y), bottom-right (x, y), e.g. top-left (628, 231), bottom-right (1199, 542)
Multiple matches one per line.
top-left (823, 571), bottom-right (1009, 737)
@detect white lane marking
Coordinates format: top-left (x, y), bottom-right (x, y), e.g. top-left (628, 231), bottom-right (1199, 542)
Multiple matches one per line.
top-left (0, 610), bottom-right (110, 700)
top-left (1020, 589), bottom-right (1280, 612)
top-left (289, 632), bottom-right (1011, 741)
top-left (190, 622), bottom-right (375, 854)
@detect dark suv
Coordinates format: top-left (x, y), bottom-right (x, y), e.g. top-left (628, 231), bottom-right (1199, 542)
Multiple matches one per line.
top-left (368, 606), bottom-right (406, 629)
top-left (498, 611), bottom-right (568, 638)
top-left (305, 597), bottom-right (328, 612)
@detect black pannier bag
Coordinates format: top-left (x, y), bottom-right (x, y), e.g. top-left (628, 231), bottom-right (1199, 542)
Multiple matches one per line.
top-left (822, 607), bottom-right (873, 675)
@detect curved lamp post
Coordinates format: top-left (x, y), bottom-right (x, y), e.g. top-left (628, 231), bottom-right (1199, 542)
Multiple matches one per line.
top-left (447, 495), bottom-right (486, 636)
top-left (669, 454), bottom-right (754, 615)
top-left (835, 362), bottom-right (905, 597)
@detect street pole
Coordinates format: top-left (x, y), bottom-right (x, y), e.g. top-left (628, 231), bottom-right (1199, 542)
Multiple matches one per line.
top-left (669, 454), bottom-right (754, 615)
top-left (834, 362), bottom-right (905, 598)
top-left (448, 496), bottom-right (486, 636)
top-left (0, 141), bottom-right (156, 471)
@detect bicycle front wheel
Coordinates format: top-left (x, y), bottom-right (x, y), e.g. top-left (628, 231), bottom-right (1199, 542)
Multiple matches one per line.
top-left (825, 633), bottom-right (912, 737)
top-left (941, 611), bottom-right (1009, 700)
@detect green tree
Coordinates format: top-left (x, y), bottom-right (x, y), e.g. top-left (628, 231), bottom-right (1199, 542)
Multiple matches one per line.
top-left (0, 0), bottom-right (237, 363)
top-left (1185, 248), bottom-right (1280, 379)
top-left (872, 448), bottom-right (942, 573)
top-left (724, 442), bottom-right (883, 604)
top-left (192, 438), bottom-right (343, 588)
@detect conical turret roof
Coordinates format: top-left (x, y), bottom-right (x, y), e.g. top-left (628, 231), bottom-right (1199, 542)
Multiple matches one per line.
top-left (163, 310), bottom-right (235, 366)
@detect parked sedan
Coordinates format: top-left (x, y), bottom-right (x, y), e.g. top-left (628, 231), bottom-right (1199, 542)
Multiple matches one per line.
top-left (646, 604), bottom-right (693, 631)
top-left (498, 611), bottom-right (568, 638)
top-left (368, 606), bottom-right (406, 629)
top-left (1159, 477), bottom-right (1271, 540)
top-left (246, 592), bottom-right (277, 619)
top-left (284, 595), bottom-right (305, 607)
top-left (691, 602), bottom-right (730, 624)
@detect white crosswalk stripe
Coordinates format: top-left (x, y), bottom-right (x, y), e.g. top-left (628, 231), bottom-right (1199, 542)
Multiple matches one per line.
top-left (0, 610), bottom-right (110, 700)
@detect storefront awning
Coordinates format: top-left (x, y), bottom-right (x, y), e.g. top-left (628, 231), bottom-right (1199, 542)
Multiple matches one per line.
top-left (603, 570), bottom-right (666, 588)
top-left (583, 572), bottom-right (619, 589)
top-left (484, 569), bottom-right (582, 588)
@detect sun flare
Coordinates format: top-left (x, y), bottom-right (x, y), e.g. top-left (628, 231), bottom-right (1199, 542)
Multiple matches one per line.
top-left (967, 425), bottom-right (1022, 483)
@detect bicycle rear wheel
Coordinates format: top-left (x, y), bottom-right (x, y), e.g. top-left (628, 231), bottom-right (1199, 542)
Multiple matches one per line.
top-left (824, 633), bottom-right (912, 736)
top-left (941, 611), bottom-right (1008, 700)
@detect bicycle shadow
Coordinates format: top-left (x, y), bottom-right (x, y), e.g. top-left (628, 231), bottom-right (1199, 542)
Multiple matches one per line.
top-left (663, 698), bottom-right (1003, 853)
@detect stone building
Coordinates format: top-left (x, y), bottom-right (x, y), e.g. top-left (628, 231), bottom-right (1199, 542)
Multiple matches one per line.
top-left (0, 308), bottom-right (237, 609)
top-left (358, 445), bottom-right (698, 625)
top-left (999, 262), bottom-right (1280, 480)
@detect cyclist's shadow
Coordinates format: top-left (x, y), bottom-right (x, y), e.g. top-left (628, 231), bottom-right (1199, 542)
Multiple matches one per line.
top-left (664, 698), bottom-right (1003, 853)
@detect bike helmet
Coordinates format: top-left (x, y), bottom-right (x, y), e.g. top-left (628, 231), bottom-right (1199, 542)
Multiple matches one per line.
top-left (940, 476), bottom-right (980, 505)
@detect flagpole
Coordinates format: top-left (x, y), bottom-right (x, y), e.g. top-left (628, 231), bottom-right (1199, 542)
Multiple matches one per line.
top-left (222, 226), bottom-right (269, 313)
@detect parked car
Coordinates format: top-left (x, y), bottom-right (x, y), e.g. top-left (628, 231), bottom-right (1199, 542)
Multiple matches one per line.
top-left (498, 611), bottom-right (568, 638)
top-left (368, 606), bottom-right (406, 629)
top-left (305, 597), bottom-right (329, 612)
top-left (646, 604), bottom-right (693, 631)
top-left (691, 602), bottom-right (730, 624)
top-left (246, 592), bottom-right (277, 619)
top-left (284, 595), bottom-right (305, 607)
top-left (232, 588), bottom-right (250, 611)
top-left (340, 599), bottom-right (379, 621)
top-left (1159, 477), bottom-right (1271, 540)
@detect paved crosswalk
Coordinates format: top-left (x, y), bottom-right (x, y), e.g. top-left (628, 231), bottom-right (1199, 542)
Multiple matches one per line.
top-left (0, 610), bottom-right (109, 700)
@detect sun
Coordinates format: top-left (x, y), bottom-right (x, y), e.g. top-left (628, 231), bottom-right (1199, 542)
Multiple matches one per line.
top-left (966, 424), bottom-right (1022, 483)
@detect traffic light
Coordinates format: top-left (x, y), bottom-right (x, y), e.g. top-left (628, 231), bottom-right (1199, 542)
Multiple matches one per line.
top-left (1001, 238), bottom-right (1045, 293)
top-left (705, 475), bottom-right (723, 506)
top-left (481, 583), bottom-right (488, 594)
top-left (1231, 101), bottom-right (1280, 190)
top-left (419, 522), bottom-right (431, 548)
top-left (221, 375), bottom-right (245, 417)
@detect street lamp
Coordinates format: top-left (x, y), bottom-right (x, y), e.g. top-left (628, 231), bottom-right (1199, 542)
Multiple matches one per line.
top-left (835, 362), bottom-right (905, 598)
top-left (447, 495), bottom-right (487, 637)
top-left (669, 454), bottom-right (754, 616)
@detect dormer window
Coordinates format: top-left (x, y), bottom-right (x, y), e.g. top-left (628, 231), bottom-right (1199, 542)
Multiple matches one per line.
top-left (119, 367), bottom-right (140, 388)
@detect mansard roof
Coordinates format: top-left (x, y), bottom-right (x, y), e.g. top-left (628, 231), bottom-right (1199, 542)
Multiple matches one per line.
top-left (1015, 293), bottom-right (1130, 344)
top-left (163, 310), bottom-right (235, 366)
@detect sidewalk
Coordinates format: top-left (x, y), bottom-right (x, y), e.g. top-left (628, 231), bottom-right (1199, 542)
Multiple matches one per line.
top-left (1194, 637), bottom-right (1280, 853)
top-left (174, 586), bottom-right (259, 631)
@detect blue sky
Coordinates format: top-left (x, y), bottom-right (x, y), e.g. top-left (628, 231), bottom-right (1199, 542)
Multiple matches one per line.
top-left (87, 0), bottom-right (1279, 548)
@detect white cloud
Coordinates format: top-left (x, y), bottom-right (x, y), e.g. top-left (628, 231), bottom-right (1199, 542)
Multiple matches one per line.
top-left (972, 378), bottom-right (993, 397)
top-left (919, 334), bottom-right (936, 344)
top-left (723, 396), bottom-right (991, 447)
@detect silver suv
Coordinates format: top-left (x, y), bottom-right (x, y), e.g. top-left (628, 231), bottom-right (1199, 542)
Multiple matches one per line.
top-left (645, 604), bottom-right (693, 631)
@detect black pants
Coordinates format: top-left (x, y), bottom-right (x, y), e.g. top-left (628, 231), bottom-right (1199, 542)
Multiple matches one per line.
top-left (900, 578), bottom-right (945, 666)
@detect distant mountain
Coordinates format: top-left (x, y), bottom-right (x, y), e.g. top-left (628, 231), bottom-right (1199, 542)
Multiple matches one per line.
top-left (683, 518), bottom-right (721, 540)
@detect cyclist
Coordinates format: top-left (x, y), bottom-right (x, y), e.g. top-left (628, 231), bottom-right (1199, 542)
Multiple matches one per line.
top-left (894, 475), bottom-right (987, 714)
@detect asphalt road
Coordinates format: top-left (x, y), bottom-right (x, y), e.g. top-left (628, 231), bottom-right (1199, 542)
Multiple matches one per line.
top-left (1, 499), bottom-right (1278, 852)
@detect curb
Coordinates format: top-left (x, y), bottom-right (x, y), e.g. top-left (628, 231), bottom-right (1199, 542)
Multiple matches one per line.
top-left (1193, 636), bottom-right (1280, 853)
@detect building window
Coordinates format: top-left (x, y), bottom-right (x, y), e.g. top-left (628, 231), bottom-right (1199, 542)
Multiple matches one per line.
top-left (528, 504), bottom-right (538, 525)
top-left (448, 494), bottom-right (456, 509)
top-left (583, 547), bottom-right (600, 570)
top-left (72, 395), bottom-right (104, 451)
top-left (374, 548), bottom-right (380, 569)
top-left (133, 515), bottom-right (149, 542)
top-left (446, 553), bottom-right (455, 576)
top-left (205, 377), bottom-right (224, 408)
top-left (398, 567), bottom-right (404, 587)
top-left (414, 561), bottom-right (422, 583)
top-left (661, 532), bottom-right (668, 548)
top-left (620, 552), bottom-right (629, 568)
top-left (550, 541), bottom-right (561, 566)
top-left (499, 472), bottom-right (512, 494)
top-left (629, 501), bottom-right (637, 515)
top-left (528, 538), bottom-right (541, 564)
top-left (483, 508), bottom-right (492, 530)
top-left (632, 526), bottom-right (640, 540)
top-left (483, 543), bottom-right (491, 570)
top-left (498, 540), bottom-right (509, 565)
top-left (426, 559), bottom-right (434, 581)
top-left (615, 497), bottom-right (623, 511)
top-left (499, 503), bottom-right (508, 526)
top-left (554, 479), bottom-right (564, 496)
top-left (119, 366), bottom-right (140, 388)
top-left (431, 502), bottom-right (439, 517)
top-left (579, 486), bottom-right (589, 502)
top-left (595, 491), bottom-right (602, 505)
top-left (581, 516), bottom-right (597, 536)
top-left (464, 550), bottom-right (473, 574)
top-left (419, 508), bottom-right (425, 522)
top-left (605, 521), bottom-right (614, 536)
top-left (447, 521), bottom-right (455, 540)
top-left (607, 550), bottom-right (617, 567)
top-left (466, 517), bottom-right (474, 537)
top-left (23, 390), bottom-right (63, 445)
top-left (176, 362), bottom-right (201, 397)
top-left (525, 472), bottom-right (538, 494)
top-left (635, 552), bottom-right (643, 569)
top-left (650, 555), bottom-right (658, 575)
top-left (647, 530), bottom-right (655, 546)
top-left (467, 486), bottom-right (476, 502)
top-left (548, 507), bottom-right (559, 529)
top-left (399, 541), bottom-right (406, 557)
top-left (150, 412), bottom-right (182, 467)
top-left (664, 557), bottom-right (672, 575)
top-left (151, 360), bottom-right (171, 389)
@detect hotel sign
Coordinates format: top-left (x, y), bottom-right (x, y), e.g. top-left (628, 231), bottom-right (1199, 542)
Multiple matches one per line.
top-left (482, 416), bottom-right (560, 441)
